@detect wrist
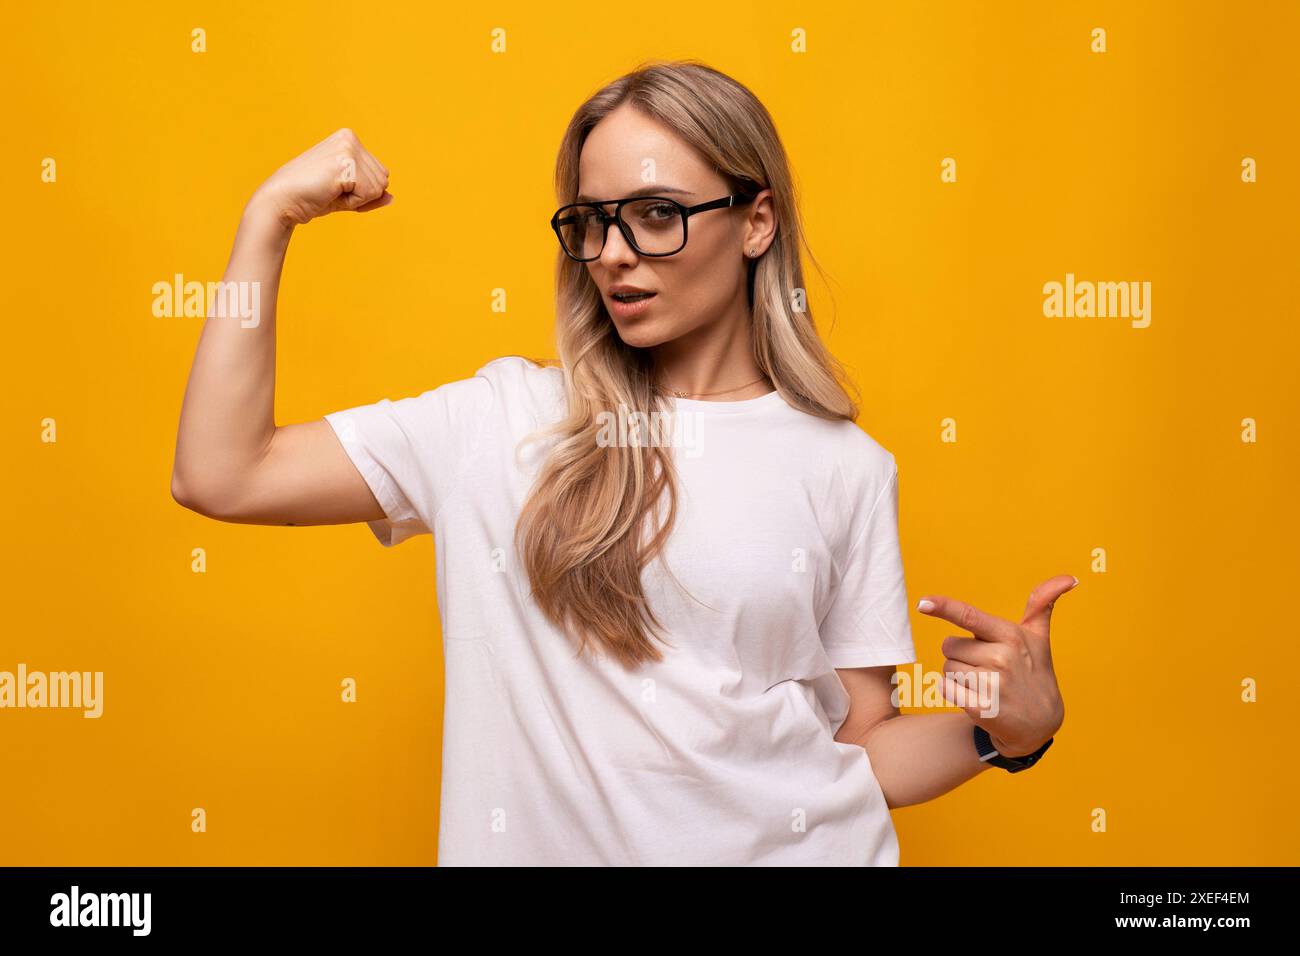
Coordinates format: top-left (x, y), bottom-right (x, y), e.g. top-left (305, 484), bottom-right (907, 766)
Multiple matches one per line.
top-left (242, 188), bottom-right (296, 240)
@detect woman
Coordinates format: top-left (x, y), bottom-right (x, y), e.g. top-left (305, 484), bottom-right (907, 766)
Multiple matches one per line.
top-left (171, 60), bottom-right (1070, 866)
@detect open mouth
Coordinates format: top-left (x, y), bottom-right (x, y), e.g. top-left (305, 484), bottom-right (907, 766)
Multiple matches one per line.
top-left (612, 292), bottom-right (656, 302)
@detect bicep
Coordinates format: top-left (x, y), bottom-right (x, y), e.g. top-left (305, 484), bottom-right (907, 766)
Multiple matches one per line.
top-left (832, 664), bottom-right (901, 746)
top-left (178, 418), bottom-right (385, 526)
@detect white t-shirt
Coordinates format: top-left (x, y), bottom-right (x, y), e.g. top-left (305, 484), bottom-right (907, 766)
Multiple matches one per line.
top-left (324, 355), bottom-right (917, 866)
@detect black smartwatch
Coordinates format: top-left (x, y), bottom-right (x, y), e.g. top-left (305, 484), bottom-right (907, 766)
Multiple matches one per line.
top-left (973, 725), bottom-right (1053, 773)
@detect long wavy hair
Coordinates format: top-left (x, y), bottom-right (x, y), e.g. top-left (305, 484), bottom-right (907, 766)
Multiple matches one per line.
top-left (512, 59), bottom-right (862, 669)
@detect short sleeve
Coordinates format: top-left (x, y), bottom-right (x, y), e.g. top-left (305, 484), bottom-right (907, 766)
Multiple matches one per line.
top-left (323, 372), bottom-right (495, 547)
top-left (817, 461), bottom-right (917, 668)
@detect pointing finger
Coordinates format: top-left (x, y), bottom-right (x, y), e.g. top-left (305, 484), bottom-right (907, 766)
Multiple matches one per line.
top-left (916, 594), bottom-right (1022, 644)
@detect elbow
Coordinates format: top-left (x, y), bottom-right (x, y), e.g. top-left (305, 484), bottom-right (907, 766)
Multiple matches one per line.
top-left (170, 468), bottom-right (207, 516)
top-left (171, 467), bottom-right (238, 520)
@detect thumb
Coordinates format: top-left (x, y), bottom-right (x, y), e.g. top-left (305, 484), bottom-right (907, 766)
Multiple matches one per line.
top-left (338, 186), bottom-right (374, 210)
top-left (1021, 574), bottom-right (1079, 639)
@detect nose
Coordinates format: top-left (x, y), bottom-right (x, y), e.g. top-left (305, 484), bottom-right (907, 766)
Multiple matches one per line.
top-left (598, 216), bottom-right (640, 268)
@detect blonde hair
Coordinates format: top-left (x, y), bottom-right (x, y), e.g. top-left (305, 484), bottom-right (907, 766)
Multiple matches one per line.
top-left (513, 59), bottom-right (861, 668)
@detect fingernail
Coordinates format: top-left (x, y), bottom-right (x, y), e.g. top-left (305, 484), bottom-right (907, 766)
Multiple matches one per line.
top-left (917, 599), bottom-right (935, 612)
top-left (1071, 576), bottom-right (1080, 588)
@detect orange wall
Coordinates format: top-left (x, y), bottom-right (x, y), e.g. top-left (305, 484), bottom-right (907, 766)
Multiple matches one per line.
top-left (3, 0), bottom-right (1295, 864)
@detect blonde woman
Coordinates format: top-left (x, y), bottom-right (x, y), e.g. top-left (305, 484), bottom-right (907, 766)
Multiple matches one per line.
top-left (172, 60), bottom-right (1071, 866)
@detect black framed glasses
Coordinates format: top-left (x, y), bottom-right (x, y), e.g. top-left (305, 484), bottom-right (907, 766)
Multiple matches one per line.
top-left (550, 193), bottom-right (756, 262)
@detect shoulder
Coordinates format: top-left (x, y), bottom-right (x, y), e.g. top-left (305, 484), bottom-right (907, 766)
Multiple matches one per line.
top-left (473, 354), bottom-right (563, 394)
top-left (787, 410), bottom-right (897, 489)
top-left (835, 420), bottom-right (897, 481)
top-left (467, 354), bottom-right (566, 429)
top-left (793, 415), bottom-right (899, 524)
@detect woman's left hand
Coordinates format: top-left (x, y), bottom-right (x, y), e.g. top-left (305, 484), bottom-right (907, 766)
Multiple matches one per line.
top-left (916, 574), bottom-right (1076, 757)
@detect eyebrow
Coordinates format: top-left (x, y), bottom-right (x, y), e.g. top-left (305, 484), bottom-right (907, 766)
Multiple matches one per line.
top-left (574, 185), bottom-right (695, 203)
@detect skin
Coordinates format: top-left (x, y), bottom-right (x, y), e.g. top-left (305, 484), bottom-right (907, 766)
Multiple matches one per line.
top-left (173, 118), bottom-right (1071, 817)
top-left (575, 102), bottom-right (776, 399)
top-left (835, 577), bottom-right (1073, 808)
top-left (171, 128), bottom-right (392, 526)
top-left (575, 106), bottom-right (1071, 806)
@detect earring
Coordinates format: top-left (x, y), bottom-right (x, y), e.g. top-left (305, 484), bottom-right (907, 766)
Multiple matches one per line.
top-left (747, 248), bottom-right (758, 258)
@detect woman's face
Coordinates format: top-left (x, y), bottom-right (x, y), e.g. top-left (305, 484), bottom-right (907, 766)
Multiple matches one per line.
top-left (576, 103), bottom-right (773, 349)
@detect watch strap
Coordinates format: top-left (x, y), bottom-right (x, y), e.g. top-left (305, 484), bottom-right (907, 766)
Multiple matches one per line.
top-left (973, 725), bottom-right (1053, 773)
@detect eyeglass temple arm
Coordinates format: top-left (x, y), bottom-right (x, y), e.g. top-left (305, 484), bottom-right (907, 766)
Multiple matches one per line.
top-left (683, 194), bottom-right (755, 217)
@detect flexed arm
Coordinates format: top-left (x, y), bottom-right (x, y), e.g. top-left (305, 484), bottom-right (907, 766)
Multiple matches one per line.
top-left (171, 128), bottom-right (394, 526)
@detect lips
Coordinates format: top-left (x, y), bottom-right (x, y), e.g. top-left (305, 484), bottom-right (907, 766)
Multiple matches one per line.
top-left (607, 290), bottom-right (657, 318)
top-left (609, 284), bottom-right (656, 302)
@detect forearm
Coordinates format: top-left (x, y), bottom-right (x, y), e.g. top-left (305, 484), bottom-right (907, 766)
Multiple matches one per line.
top-left (857, 711), bottom-right (991, 809)
top-left (172, 197), bottom-right (293, 502)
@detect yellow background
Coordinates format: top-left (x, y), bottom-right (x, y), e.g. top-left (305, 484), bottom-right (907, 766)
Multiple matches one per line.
top-left (3, 0), bottom-right (1295, 865)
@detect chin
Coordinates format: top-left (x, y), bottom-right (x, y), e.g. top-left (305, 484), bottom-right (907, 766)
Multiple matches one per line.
top-left (609, 318), bottom-right (679, 349)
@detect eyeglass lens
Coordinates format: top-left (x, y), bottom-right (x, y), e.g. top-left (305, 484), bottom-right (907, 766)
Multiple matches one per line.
top-left (557, 199), bottom-right (685, 259)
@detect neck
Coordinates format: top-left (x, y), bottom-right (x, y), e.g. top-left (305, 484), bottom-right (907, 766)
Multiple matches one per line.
top-left (650, 311), bottom-right (771, 401)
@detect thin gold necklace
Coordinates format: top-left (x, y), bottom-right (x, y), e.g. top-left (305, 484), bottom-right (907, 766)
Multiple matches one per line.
top-left (654, 374), bottom-right (770, 399)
